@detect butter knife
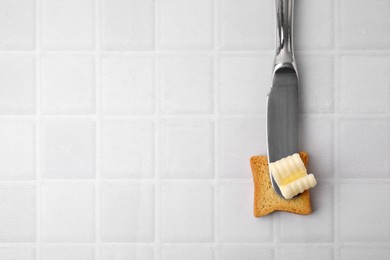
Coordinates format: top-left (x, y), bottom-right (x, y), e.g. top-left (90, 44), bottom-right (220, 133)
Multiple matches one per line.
top-left (267, 0), bottom-right (299, 197)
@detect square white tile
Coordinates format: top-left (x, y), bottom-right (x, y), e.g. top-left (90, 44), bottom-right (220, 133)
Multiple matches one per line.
top-left (160, 56), bottom-right (213, 114)
top-left (219, 55), bottom-right (273, 115)
top-left (161, 183), bottom-right (214, 242)
top-left (219, 118), bottom-right (266, 178)
top-left (42, 0), bottom-right (94, 50)
top-left (220, 0), bottom-right (273, 50)
top-left (340, 247), bottom-right (390, 260)
top-left (0, 120), bottom-right (35, 180)
top-left (101, 55), bottom-right (154, 114)
top-left (41, 183), bottom-right (95, 242)
top-left (340, 0), bottom-right (390, 49)
top-left (219, 183), bottom-right (273, 242)
top-left (161, 246), bottom-right (214, 260)
top-left (297, 54), bottom-right (334, 113)
top-left (42, 55), bottom-right (95, 114)
top-left (0, 55), bottom-right (35, 114)
top-left (280, 247), bottom-right (333, 260)
top-left (42, 119), bottom-right (95, 179)
top-left (0, 0), bottom-right (35, 50)
top-left (280, 184), bottom-right (334, 242)
top-left (340, 183), bottom-right (390, 242)
top-left (0, 248), bottom-right (35, 260)
top-left (294, 0), bottom-right (334, 50)
top-left (100, 183), bottom-right (154, 242)
top-left (160, 0), bottom-right (213, 49)
top-left (100, 246), bottom-right (154, 260)
top-left (101, 0), bottom-right (154, 50)
top-left (101, 119), bottom-right (154, 179)
top-left (338, 119), bottom-right (389, 178)
top-left (299, 116), bottom-right (334, 178)
top-left (0, 185), bottom-right (36, 242)
top-left (339, 56), bottom-right (390, 112)
top-left (159, 120), bottom-right (214, 179)
top-left (219, 246), bottom-right (273, 260)
top-left (41, 247), bottom-right (94, 260)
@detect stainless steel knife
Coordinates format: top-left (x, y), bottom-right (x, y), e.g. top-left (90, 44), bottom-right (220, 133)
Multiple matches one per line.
top-left (267, 0), bottom-right (299, 197)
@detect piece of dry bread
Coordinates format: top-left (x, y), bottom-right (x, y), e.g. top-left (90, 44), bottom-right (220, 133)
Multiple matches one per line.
top-left (250, 152), bottom-right (312, 217)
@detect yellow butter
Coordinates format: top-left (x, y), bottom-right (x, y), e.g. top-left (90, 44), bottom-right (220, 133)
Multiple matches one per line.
top-left (280, 174), bottom-right (317, 199)
top-left (269, 153), bottom-right (317, 199)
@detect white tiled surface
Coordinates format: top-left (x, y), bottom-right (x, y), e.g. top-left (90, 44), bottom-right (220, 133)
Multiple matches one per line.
top-left (160, 0), bottom-right (213, 49)
top-left (297, 54), bottom-right (334, 113)
top-left (339, 0), bottom-right (390, 50)
top-left (0, 120), bottom-right (35, 180)
top-left (220, 0), bottom-right (273, 50)
top-left (160, 56), bottom-right (213, 114)
top-left (100, 183), bottom-right (154, 242)
top-left (339, 55), bottom-right (390, 112)
top-left (219, 55), bottom-right (273, 114)
top-left (160, 183), bottom-right (214, 242)
top-left (42, 55), bottom-right (96, 114)
top-left (41, 247), bottom-right (95, 260)
top-left (42, 0), bottom-right (95, 50)
top-left (41, 183), bottom-right (95, 242)
top-left (101, 0), bottom-right (154, 51)
top-left (0, 0), bottom-right (389, 259)
top-left (0, 0), bottom-right (35, 50)
top-left (101, 55), bottom-right (155, 114)
top-left (159, 120), bottom-right (214, 179)
top-left (100, 119), bottom-right (154, 179)
top-left (294, 0), bottom-right (334, 50)
top-left (219, 246), bottom-right (274, 260)
top-left (0, 248), bottom-right (35, 260)
top-left (339, 247), bottom-right (390, 260)
top-left (42, 119), bottom-right (96, 179)
top-left (0, 55), bottom-right (36, 114)
top-left (161, 245), bottom-right (214, 260)
top-left (339, 183), bottom-right (390, 242)
top-left (100, 246), bottom-right (154, 260)
top-left (0, 185), bottom-right (36, 242)
top-left (219, 183), bottom-right (273, 242)
top-left (280, 247), bottom-right (334, 260)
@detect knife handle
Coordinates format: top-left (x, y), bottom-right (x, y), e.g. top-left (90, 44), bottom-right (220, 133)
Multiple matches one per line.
top-left (274, 0), bottom-right (296, 70)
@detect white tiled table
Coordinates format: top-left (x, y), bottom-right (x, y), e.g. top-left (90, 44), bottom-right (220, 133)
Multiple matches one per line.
top-left (0, 0), bottom-right (389, 259)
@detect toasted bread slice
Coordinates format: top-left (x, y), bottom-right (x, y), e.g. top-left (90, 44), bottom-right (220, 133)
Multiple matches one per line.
top-left (250, 152), bottom-right (312, 217)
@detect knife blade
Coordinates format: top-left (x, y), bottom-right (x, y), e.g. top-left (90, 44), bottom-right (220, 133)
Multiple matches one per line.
top-left (267, 0), bottom-right (299, 197)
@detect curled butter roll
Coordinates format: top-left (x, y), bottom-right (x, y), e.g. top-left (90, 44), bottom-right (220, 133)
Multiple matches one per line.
top-left (279, 174), bottom-right (317, 200)
top-left (269, 153), bottom-right (307, 186)
top-left (270, 153), bottom-right (317, 199)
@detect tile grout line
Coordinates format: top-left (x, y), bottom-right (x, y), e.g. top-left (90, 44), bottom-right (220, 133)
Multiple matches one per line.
top-left (3, 49), bottom-right (390, 55)
top-left (333, 0), bottom-right (340, 259)
top-left (1, 241), bottom-right (390, 247)
top-left (154, 0), bottom-right (161, 259)
top-left (3, 176), bottom-right (390, 185)
top-left (0, 113), bottom-right (390, 120)
top-left (35, 0), bottom-right (43, 258)
top-left (273, 1), bottom-right (280, 258)
top-left (334, 117), bottom-right (341, 260)
top-left (94, 0), bottom-right (101, 259)
top-left (213, 0), bottom-right (220, 259)
top-left (333, 119), bottom-right (340, 260)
